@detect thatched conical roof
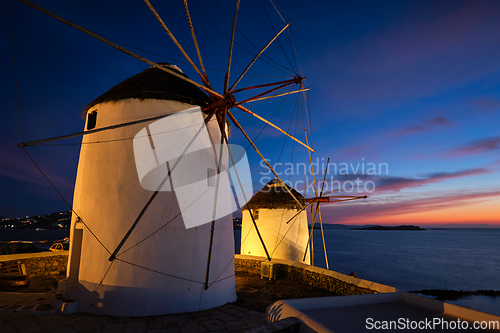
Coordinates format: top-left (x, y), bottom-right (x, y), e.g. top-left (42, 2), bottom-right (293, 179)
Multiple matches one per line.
top-left (83, 63), bottom-right (211, 114)
top-left (243, 179), bottom-right (305, 211)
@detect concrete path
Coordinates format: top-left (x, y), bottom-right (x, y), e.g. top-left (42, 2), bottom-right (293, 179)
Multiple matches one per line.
top-left (0, 290), bottom-right (268, 333)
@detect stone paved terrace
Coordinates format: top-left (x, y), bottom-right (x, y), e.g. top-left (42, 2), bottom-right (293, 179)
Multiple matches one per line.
top-left (0, 254), bottom-right (395, 332)
top-left (0, 294), bottom-right (268, 333)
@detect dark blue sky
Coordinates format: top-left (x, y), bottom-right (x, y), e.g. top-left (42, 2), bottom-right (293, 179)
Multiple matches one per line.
top-left (1, 0), bottom-right (499, 225)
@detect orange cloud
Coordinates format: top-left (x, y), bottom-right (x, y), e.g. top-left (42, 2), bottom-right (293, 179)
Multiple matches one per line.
top-left (323, 190), bottom-right (500, 226)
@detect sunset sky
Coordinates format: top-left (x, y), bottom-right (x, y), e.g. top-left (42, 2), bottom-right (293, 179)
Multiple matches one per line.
top-left (1, 0), bottom-right (499, 227)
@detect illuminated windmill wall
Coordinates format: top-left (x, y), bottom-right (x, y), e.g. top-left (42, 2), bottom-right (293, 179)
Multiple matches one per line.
top-left (65, 64), bottom-right (236, 316)
top-left (241, 179), bottom-right (311, 264)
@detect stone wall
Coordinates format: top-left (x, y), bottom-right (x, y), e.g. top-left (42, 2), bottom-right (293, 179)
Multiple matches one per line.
top-left (0, 252), bottom-right (396, 297)
top-left (283, 264), bottom-right (375, 296)
top-left (0, 251), bottom-right (69, 278)
top-left (234, 255), bottom-right (262, 274)
top-left (235, 254), bottom-right (396, 296)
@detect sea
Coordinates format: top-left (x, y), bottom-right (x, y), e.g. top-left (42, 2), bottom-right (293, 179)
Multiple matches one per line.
top-left (2, 228), bottom-right (499, 316)
top-left (235, 228), bottom-right (500, 317)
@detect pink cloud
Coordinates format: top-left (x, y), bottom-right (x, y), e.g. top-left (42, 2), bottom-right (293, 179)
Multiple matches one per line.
top-left (337, 116), bottom-right (455, 160)
top-left (396, 126), bottom-right (425, 137)
top-left (326, 167), bottom-right (493, 195)
top-left (0, 144), bottom-right (74, 192)
top-left (335, 145), bottom-right (365, 160)
top-left (374, 168), bottom-right (492, 193)
top-left (428, 116), bottom-right (452, 126)
top-left (451, 136), bottom-right (500, 157)
top-left (395, 116), bottom-right (453, 138)
top-left (367, 191), bottom-right (499, 217)
top-left (472, 98), bottom-right (500, 111)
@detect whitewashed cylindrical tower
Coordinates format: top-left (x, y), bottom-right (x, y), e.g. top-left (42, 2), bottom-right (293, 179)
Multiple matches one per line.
top-left (241, 179), bottom-right (310, 264)
top-left (64, 64), bottom-right (236, 316)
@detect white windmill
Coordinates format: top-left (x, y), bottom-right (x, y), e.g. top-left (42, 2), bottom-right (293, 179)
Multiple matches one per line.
top-left (241, 178), bottom-right (311, 264)
top-left (16, 0), bottom-right (314, 316)
top-left (239, 130), bottom-right (368, 269)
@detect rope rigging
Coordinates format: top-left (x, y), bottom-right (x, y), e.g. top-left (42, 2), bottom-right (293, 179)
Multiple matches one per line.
top-left (10, 0), bottom-right (110, 256)
top-left (21, 148), bottom-right (111, 255)
top-left (99, 34), bottom-right (291, 79)
top-left (274, 90), bottom-right (303, 252)
top-left (9, 0), bottom-right (22, 143)
top-left (213, 0), bottom-right (296, 76)
top-left (260, 0), bottom-right (297, 74)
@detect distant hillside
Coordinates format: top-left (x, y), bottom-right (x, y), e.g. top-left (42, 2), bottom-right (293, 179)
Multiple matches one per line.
top-left (0, 211), bottom-right (71, 230)
top-left (351, 225), bottom-right (425, 231)
top-left (311, 224), bottom-right (351, 229)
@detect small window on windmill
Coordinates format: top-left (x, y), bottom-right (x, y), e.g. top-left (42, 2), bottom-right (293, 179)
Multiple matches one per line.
top-left (87, 110), bottom-right (98, 130)
top-left (207, 168), bottom-right (216, 187)
top-left (253, 210), bottom-right (259, 220)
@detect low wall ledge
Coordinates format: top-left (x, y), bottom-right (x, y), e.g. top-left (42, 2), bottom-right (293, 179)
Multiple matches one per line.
top-left (0, 251), bottom-right (69, 262)
top-left (235, 254), bottom-right (396, 294)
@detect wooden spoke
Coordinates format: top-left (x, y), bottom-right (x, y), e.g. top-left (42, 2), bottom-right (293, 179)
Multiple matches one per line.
top-left (325, 195), bottom-right (369, 199)
top-left (220, 127), bottom-right (271, 261)
top-left (18, 0), bottom-right (219, 97)
top-left (183, 0), bottom-right (212, 89)
top-left (317, 205), bottom-right (329, 269)
top-left (303, 199), bottom-right (320, 261)
top-left (306, 195), bottom-right (368, 202)
top-left (305, 129), bottom-right (318, 198)
top-left (204, 108), bottom-right (227, 290)
top-left (204, 107), bottom-right (218, 125)
top-left (328, 197), bottom-right (368, 203)
top-left (309, 204), bottom-right (316, 264)
top-left (318, 158), bottom-right (330, 197)
top-left (228, 24), bottom-right (290, 93)
top-left (273, 200), bottom-right (316, 259)
top-left (227, 110), bottom-right (305, 210)
top-left (303, 156), bottom-right (332, 263)
top-left (322, 189), bottom-right (340, 196)
top-left (19, 112), bottom-right (179, 148)
top-left (109, 111), bottom-right (217, 262)
top-left (235, 81), bottom-right (298, 106)
top-left (235, 104), bottom-right (314, 152)
top-left (284, 201), bottom-right (315, 225)
top-left (225, 0), bottom-right (240, 94)
top-left (318, 158), bottom-right (330, 269)
top-left (231, 77), bottom-right (302, 94)
top-left (243, 203), bottom-right (272, 261)
top-left (271, 200), bottom-right (316, 258)
top-left (243, 88), bottom-right (310, 104)
top-left (144, 0), bottom-right (211, 87)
